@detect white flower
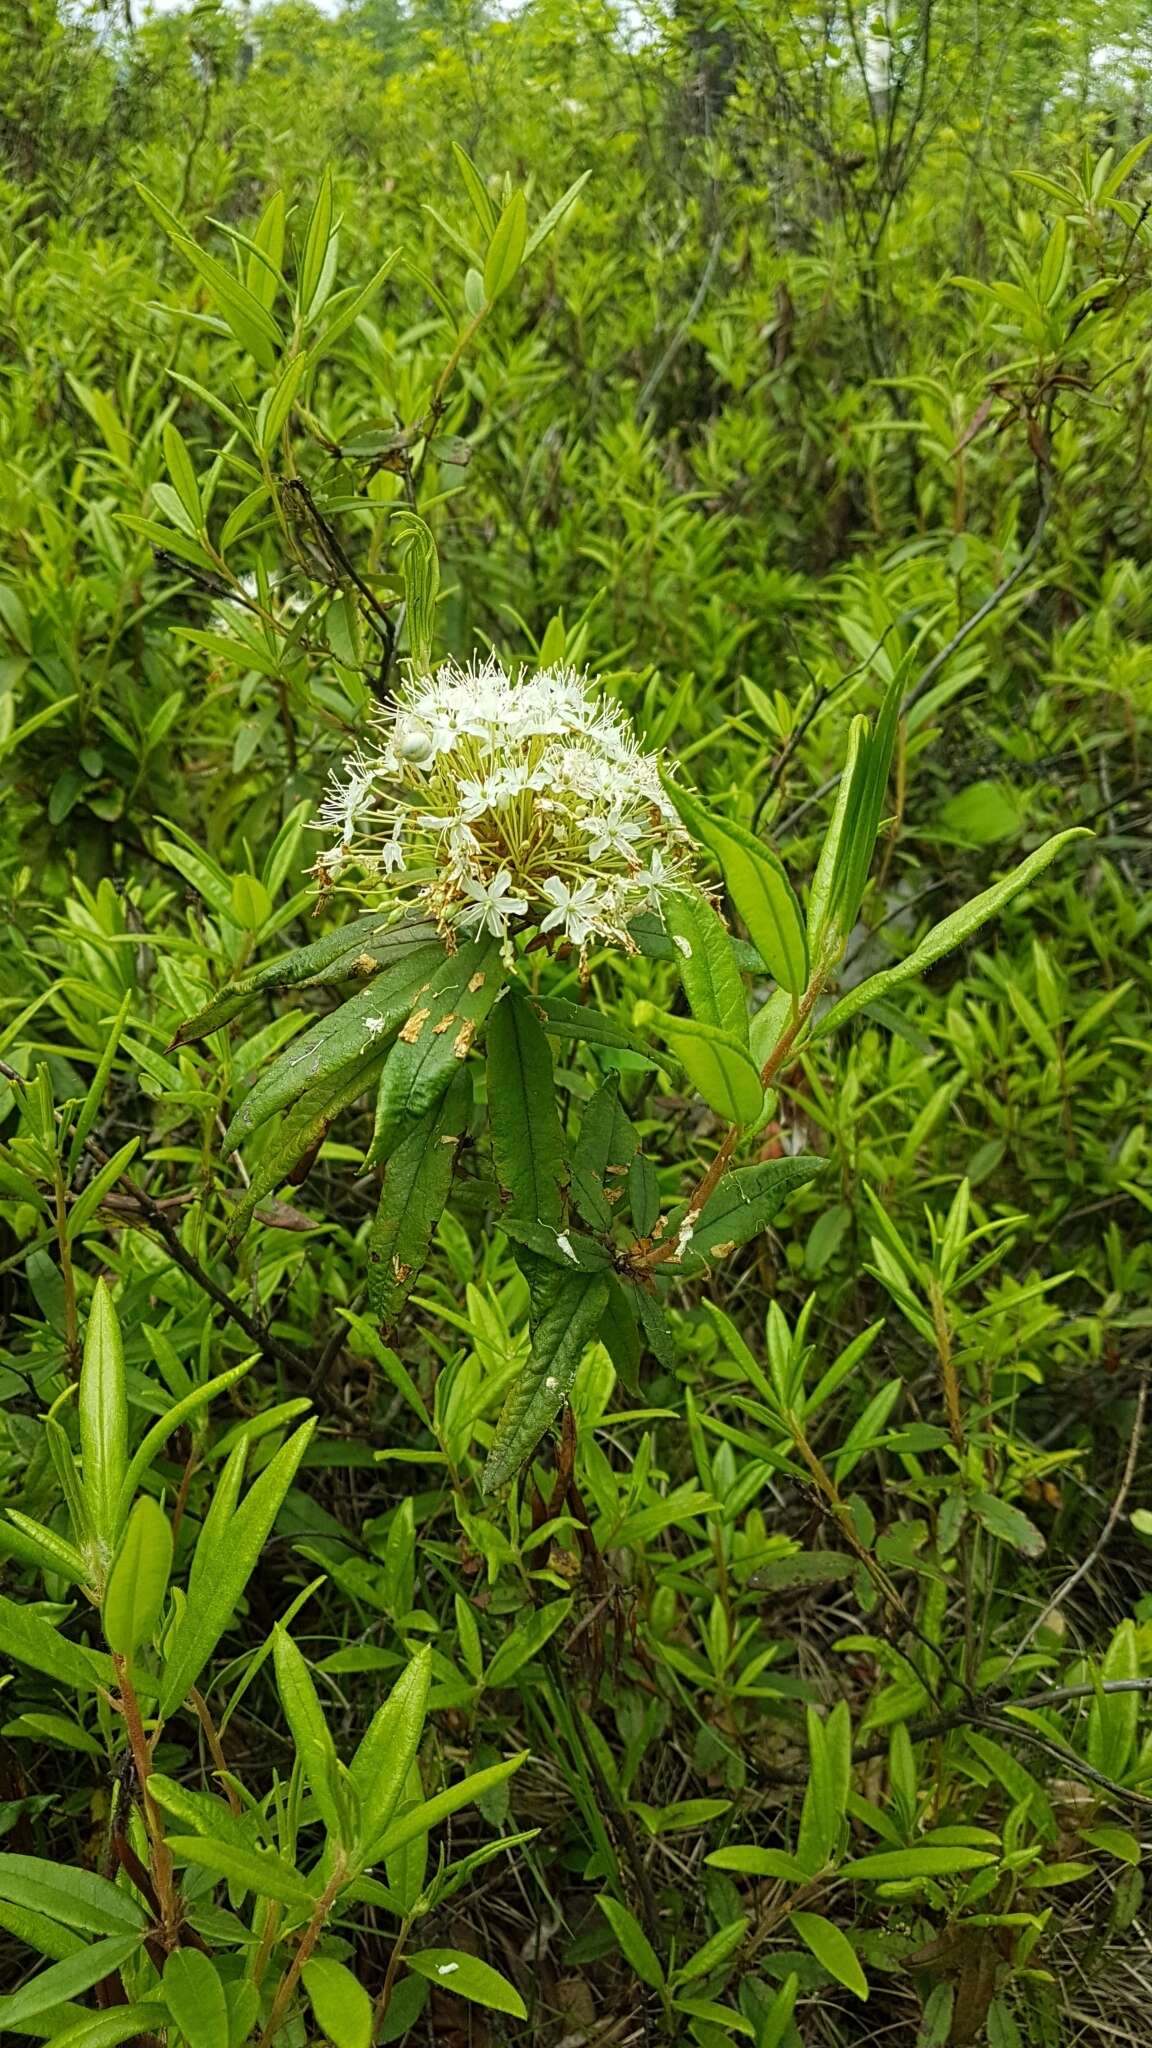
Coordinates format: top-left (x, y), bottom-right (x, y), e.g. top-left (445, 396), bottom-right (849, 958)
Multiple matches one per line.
top-left (539, 875), bottom-right (600, 946)
top-left (456, 868), bottom-right (530, 937)
top-left (310, 656), bottom-right (694, 952)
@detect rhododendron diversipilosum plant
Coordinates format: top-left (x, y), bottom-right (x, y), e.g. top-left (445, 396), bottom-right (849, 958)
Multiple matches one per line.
top-left (177, 632), bottom-right (1083, 1492)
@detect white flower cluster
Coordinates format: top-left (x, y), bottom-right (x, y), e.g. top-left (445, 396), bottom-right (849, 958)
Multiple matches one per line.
top-left (314, 657), bottom-right (694, 951)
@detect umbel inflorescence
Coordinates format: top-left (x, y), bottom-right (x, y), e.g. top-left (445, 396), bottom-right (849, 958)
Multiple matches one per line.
top-left (315, 658), bottom-right (694, 952)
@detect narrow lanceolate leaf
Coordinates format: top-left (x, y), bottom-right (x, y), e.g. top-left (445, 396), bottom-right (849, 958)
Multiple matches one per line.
top-left (407, 1950), bottom-right (527, 2021)
top-left (348, 1647), bottom-right (431, 1861)
top-left (634, 1004), bottom-right (763, 1126)
top-left (0, 1893), bottom-right (85, 1961)
top-left (302, 1957), bottom-right (373, 2048)
top-left (102, 1497), bottom-right (173, 1657)
top-left (228, 1052), bottom-right (389, 1240)
top-left (0, 1593), bottom-right (117, 1693)
top-left (789, 1912), bottom-right (868, 1999)
top-left (664, 783), bottom-right (808, 995)
top-left (570, 1075), bottom-right (636, 1232)
top-left (0, 1510), bottom-right (86, 1585)
top-left (164, 1835), bottom-right (318, 1906)
top-left (372, 939), bottom-right (503, 1165)
top-left (116, 1361), bottom-right (254, 1523)
top-left (369, 1754), bottom-right (526, 1863)
top-left (596, 1895), bottom-right (665, 1991)
top-left (274, 1629), bottom-right (346, 1844)
top-left (368, 1071), bottom-right (471, 1327)
top-left (0, 1855), bottom-right (148, 1937)
top-left (812, 830), bottom-right (1090, 1040)
top-left (838, 1846), bottom-right (997, 1879)
top-left (43, 2005), bottom-right (169, 2048)
top-left (486, 985), bottom-right (566, 1228)
top-left (676, 1157), bottom-right (824, 1270)
top-left (224, 946), bottom-right (442, 1147)
top-left (79, 1279), bottom-right (127, 1565)
top-left (484, 188), bottom-right (528, 301)
top-left (147, 1775), bottom-right (257, 1850)
top-left (163, 1948), bottom-right (230, 2048)
top-left (160, 1419), bottom-right (315, 1714)
top-left (663, 887), bottom-right (750, 1042)
top-left (0, 1936), bottom-right (145, 2029)
top-left (171, 915), bottom-right (440, 1047)
top-left (534, 995), bottom-right (650, 1055)
top-left (482, 1271), bottom-right (609, 1492)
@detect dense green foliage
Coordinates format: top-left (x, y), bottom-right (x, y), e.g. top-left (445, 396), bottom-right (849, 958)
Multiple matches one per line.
top-left (1, 3), bottom-right (1151, 2044)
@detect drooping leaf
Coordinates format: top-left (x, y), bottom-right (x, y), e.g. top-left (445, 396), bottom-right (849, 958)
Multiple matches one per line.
top-left (676, 1156), bottom-right (824, 1269)
top-left (302, 1956), bottom-right (373, 2048)
top-left (224, 945), bottom-right (442, 1147)
top-left (486, 984), bottom-right (566, 1229)
top-left (171, 915), bottom-right (440, 1048)
top-left (482, 1271), bottom-right (609, 1491)
top-left (368, 1069), bottom-right (472, 1326)
top-left (789, 1910), bottom-right (868, 1999)
top-left (372, 939), bottom-right (502, 1164)
top-left (163, 1948), bottom-right (231, 2048)
top-left (228, 1053), bottom-right (390, 1239)
top-left (596, 1895), bottom-right (664, 1990)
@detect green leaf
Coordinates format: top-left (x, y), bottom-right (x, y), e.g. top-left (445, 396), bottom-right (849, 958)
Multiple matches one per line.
top-left (970, 1492), bottom-right (1045, 1559)
top-left (705, 1846), bottom-right (808, 1881)
top-left (163, 1948), bottom-right (230, 2048)
top-left (839, 1846), bottom-right (997, 1879)
top-left (0, 1510), bottom-right (87, 1585)
top-left (303, 1956), bottom-right (373, 2048)
top-left (634, 1004), bottom-right (763, 1125)
top-left (102, 1497), bottom-right (173, 1657)
top-left (79, 1279), bottom-right (127, 1566)
top-left (452, 143), bottom-right (495, 235)
top-left (34, 2005), bottom-right (168, 2048)
top-left (0, 1893), bottom-right (85, 1962)
top-left (368, 1070), bottom-right (471, 1326)
top-left (393, 511), bottom-right (440, 673)
top-left (162, 421), bottom-right (202, 529)
top-left (596, 1895), bottom-right (664, 1990)
top-left (0, 1855), bottom-right (147, 1937)
top-left (789, 1911), bottom-right (868, 1999)
top-left (812, 831), bottom-right (1090, 1040)
top-left (372, 939), bottom-right (503, 1164)
top-left (348, 1647), bottom-right (431, 1860)
top-left (482, 1271), bottom-right (609, 1492)
top-left (1088, 1620), bottom-right (1140, 1781)
top-left (483, 1598), bottom-right (571, 1689)
top-left (165, 1835), bottom-right (318, 1906)
top-left (756, 1973), bottom-right (800, 2048)
top-left (274, 1628), bottom-right (346, 1844)
top-left (148, 1775), bottom-right (256, 1850)
top-left (116, 1361), bottom-right (254, 1523)
top-left (407, 1949), bottom-right (527, 2020)
top-left (486, 985), bottom-right (567, 1229)
top-left (0, 1593), bottom-right (116, 1693)
top-left (171, 915), bottom-right (439, 1047)
top-left (225, 949), bottom-right (442, 1149)
top-left (664, 784), bottom-right (808, 994)
top-left (663, 887), bottom-right (749, 1041)
top-left (524, 169), bottom-right (591, 257)
top-left (369, 1754), bottom-right (526, 1863)
top-left (160, 1419), bottom-right (315, 1714)
top-left (570, 1075), bottom-right (636, 1232)
top-left (298, 168), bottom-right (336, 318)
top-left (484, 189), bottom-right (528, 301)
top-left (677, 1156), bottom-right (824, 1268)
top-left (0, 1933), bottom-right (142, 2027)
